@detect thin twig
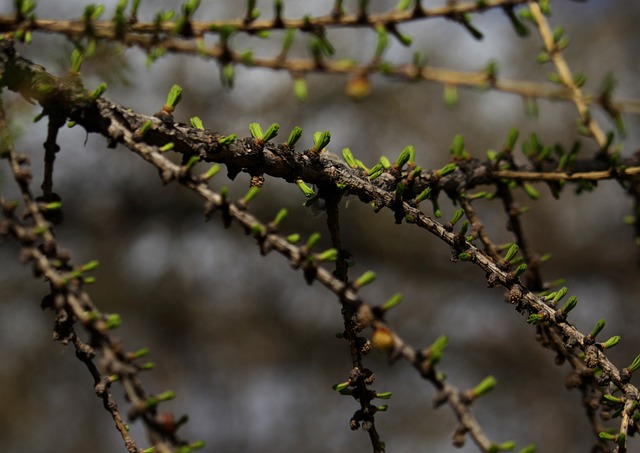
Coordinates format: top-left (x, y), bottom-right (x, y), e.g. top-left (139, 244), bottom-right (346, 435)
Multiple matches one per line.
top-left (528, 1), bottom-right (607, 149)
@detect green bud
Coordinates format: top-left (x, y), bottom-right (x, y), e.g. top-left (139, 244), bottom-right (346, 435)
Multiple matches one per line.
top-left (545, 287), bottom-right (567, 303)
top-left (604, 131), bottom-right (616, 151)
top-left (485, 59), bottom-right (498, 80)
top-left (486, 149), bottom-right (498, 162)
top-left (416, 187), bottom-right (431, 203)
top-left (183, 0), bottom-right (201, 16)
top-left (312, 131), bottom-right (331, 153)
top-left (154, 10), bottom-right (175, 25)
top-left (218, 134), bottom-right (237, 145)
top-left (527, 313), bottom-right (545, 326)
top-left (202, 164), bottom-right (221, 180)
top-left (296, 180), bottom-right (315, 198)
top-left (221, 63), bottom-right (235, 88)
top-left (138, 120), bottom-right (153, 136)
top-left (148, 390), bottom-right (177, 409)
top-left (190, 116), bottom-right (205, 130)
top-left (332, 381), bottom-right (350, 392)
top-left (458, 220), bottom-right (469, 237)
top-left (458, 252), bottom-right (472, 261)
top-left (45, 201), bottom-right (62, 210)
top-left (552, 26), bottom-right (564, 44)
top-left (273, 208), bottom-right (288, 227)
top-left (628, 353), bottom-right (640, 373)
top-left (131, 347), bottom-right (151, 359)
top-left (552, 287), bottom-right (568, 303)
top-left (251, 224), bottom-right (266, 235)
top-left (316, 248), bottom-right (339, 262)
top-left (33, 225), bottom-right (47, 235)
top-left (444, 84), bottom-right (458, 106)
top-left (374, 24), bottom-right (389, 58)
top-left (368, 163), bottom-right (384, 180)
top-left (159, 142), bottom-right (174, 152)
top-left (308, 32), bottom-right (334, 59)
top-left (165, 84), bottom-right (183, 110)
top-left (450, 134), bottom-right (468, 159)
top-left (242, 186), bottom-right (260, 205)
top-left (353, 270), bottom-right (376, 289)
top-left (85, 310), bottom-right (100, 322)
top-left (472, 375), bottom-right (497, 397)
top-left (305, 232), bottom-right (321, 250)
top-left (287, 233), bottom-right (301, 244)
top-left (278, 28), bottom-right (295, 53)
top-left (493, 441), bottom-right (516, 451)
top-left (239, 49), bottom-right (254, 64)
top-left (262, 123), bottom-right (280, 142)
top-left (90, 82), bottom-right (107, 100)
top-left (522, 183), bottom-right (540, 200)
top-left (598, 432), bottom-right (616, 442)
top-left (547, 72), bottom-right (563, 85)
top-left (81, 260), bottom-right (100, 272)
top-left (70, 48), bottom-right (84, 73)
top-left (376, 392), bottom-right (393, 399)
top-left (342, 148), bottom-right (358, 168)
top-left (105, 313), bottom-right (122, 329)
top-left (602, 394), bottom-right (622, 404)
top-left (518, 7), bottom-right (533, 21)
top-left (293, 77), bottom-right (308, 101)
top-left (513, 263), bottom-right (527, 277)
top-left (33, 110), bottom-right (44, 125)
top-left (536, 51), bottom-right (550, 63)
top-left (538, 146), bottom-right (552, 161)
top-left (249, 122), bottom-right (264, 140)
top-left (504, 244), bottom-right (519, 263)
top-left (393, 146), bottom-right (412, 169)
top-left (522, 97), bottom-right (538, 118)
top-left (382, 293), bottom-right (402, 311)
top-left (574, 73), bottom-right (586, 88)
top-left (437, 163), bottom-right (457, 177)
top-left (285, 126), bottom-right (303, 148)
top-left (505, 127), bottom-right (519, 150)
top-left (590, 319), bottom-right (606, 339)
top-left (379, 156), bottom-right (391, 169)
top-left (450, 208), bottom-right (464, 226)
top-left (560, 295), bottom-right (578, 315)
top-left (183, 155), bottom-right (199, 171)
top-left (427, 335), bottom-right (447, 364)
top-left (432, 199), bottom-right (442, 218)
top-left (601, 336), bottom-right (621, 349)
top-left (539, 0), bottom-right (551, 15)
top-left (246, 0), bottom-right (260, 20)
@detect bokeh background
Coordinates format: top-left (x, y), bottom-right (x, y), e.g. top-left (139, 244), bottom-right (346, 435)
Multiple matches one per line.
top-left (1, 1), bottom-right (640, 452)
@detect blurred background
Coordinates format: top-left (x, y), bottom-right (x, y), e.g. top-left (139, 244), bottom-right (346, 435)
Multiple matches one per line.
top-left (1, 1), bottom-right (640, 452)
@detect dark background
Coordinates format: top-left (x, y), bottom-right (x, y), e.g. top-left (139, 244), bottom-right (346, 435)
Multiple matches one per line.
top-left (1, 1), bottom-right (640, 452)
